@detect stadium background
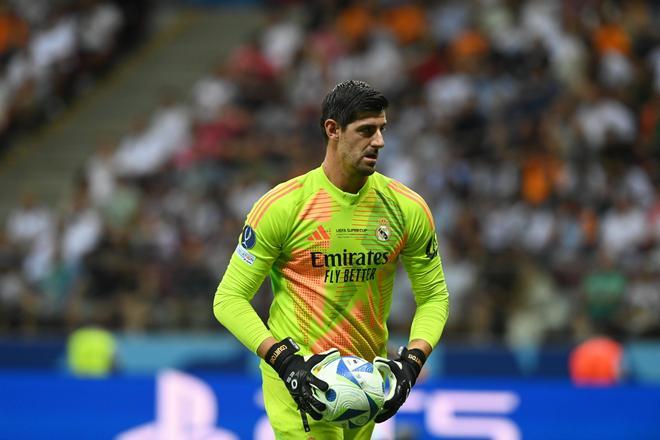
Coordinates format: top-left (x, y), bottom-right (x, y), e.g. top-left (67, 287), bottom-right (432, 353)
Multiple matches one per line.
top-left (0, 0), bottom-right (659, 438)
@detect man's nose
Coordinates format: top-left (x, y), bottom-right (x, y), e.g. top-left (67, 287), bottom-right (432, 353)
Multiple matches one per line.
top-left (372, 130), bottom-right (385, 148)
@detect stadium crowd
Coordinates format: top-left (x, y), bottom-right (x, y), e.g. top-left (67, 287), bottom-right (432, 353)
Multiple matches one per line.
top-left (1, 0), bottom-right (659, 349)
top-left (0, 0), bottom-right (150, 148)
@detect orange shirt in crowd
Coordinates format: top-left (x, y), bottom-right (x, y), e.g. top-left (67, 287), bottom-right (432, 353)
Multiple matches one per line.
top-left (381, 3), bottom-right (426, 45)
top-left (593, 24), bottom-right (631, 56)
top-left (336, 4), bottom-right (373, 44)
top-left (452, 30), bottom-right (489, 60)
top-left (0, 12), bottom-right (28, 55)
top-left (521, 154), bottom-right (561, 205)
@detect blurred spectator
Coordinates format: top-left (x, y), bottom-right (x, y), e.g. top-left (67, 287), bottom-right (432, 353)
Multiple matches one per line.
top-left (0, 231), bottom-right (27, 332)
top-left (600, 195), bottom-right (646, 259)
top-left (582, 253), bottom-right (626, 328)
top-left (0, 4), bottom-right (29, 59)
top-left (261, 9), bottom-right (303, 73)
top-left (6, 190), bottom-right (53, 249)
top-left (623, 266), bottom-right (660, 337)
top-left (6, 191), bottom-right (55, 283)
top-left (60, 182), bottom-right (102, 265)
top-left (113, 93), bottom-right (193, 178)
top-left (191, 65), bottom-right (236, 122)
top-left (574, 86), bottom-right (636, 151)
top-left (86, 138), bottom-right (118, 207)
top-left (78, 0), bottom-right (123, 73)
top-left (506, 260), bottom-right (570, 347)
top-left (381, 1), bottom-right (427, 45)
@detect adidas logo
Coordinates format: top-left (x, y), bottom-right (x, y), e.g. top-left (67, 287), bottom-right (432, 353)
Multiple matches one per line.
top-left (307, 225), bottom-right (330, 242)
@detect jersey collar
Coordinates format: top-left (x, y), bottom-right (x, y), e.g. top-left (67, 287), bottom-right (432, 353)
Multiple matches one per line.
top-left (316, 166), bottom-right (372, 206)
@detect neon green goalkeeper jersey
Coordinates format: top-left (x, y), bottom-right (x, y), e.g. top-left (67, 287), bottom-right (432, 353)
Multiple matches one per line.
top-left (213, 166), bottom-right (449, 362)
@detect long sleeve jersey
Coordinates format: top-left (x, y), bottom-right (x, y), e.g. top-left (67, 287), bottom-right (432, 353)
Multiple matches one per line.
top-left (213, 166), bottom-right (449, 362)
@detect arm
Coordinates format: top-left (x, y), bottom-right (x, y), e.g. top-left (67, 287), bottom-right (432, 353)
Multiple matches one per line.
top-left (215, 251), bottom-right (338, 427)
top-left (212, 182), bottom-right (338, 430)
top-left (374, 189), bottom-right (449, 422)
top-left (407, 338), bottom-right (433, 357)
top-left (212, 222), bottom-right (279, 353)
top-left (402, 201), bottom-right (449, 354)
top-left (257, 337), bottom-right (279, 358)
top-left (214, 181), bottom-right (299, 352)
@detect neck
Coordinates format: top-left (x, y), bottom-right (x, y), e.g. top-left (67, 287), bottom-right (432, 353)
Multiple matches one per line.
top-left (321, 158), bottom-right (367, 194)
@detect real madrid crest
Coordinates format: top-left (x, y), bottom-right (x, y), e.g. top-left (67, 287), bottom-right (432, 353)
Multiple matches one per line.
top-left (376, 218), bottom-right (390, 241)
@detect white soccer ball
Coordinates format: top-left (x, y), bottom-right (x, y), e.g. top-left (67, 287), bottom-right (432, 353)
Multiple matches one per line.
top-left (312, 355), bottom-right (385, 429)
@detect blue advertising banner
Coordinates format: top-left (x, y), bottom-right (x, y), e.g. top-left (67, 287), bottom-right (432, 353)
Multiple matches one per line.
top-left (1, 370), bottom-right (659, 439)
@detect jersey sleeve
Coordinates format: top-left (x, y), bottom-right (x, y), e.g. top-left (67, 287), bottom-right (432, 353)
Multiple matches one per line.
top-left (213, 183), bottom-right (296, 353)
top-left (399, 192), bottom-right (449, 349)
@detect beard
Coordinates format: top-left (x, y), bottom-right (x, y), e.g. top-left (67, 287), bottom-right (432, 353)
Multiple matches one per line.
top-left (354, 156), bottom-right (378, 176)
top-left (356, 164), bottom-right (377, 175)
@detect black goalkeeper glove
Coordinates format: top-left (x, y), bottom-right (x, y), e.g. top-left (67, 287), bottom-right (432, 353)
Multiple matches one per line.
top-left (373, 346), bottom-right (427, 423)
top-left (265, 337), bottom-right (340, 421)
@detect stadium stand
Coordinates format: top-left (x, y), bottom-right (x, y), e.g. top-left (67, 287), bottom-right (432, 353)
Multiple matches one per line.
top-left (0, 0), bottom-right (151, 150)
top-left (0, 0), bottom-right (659, 356)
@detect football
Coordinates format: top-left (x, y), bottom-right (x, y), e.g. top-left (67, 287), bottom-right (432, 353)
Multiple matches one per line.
top-left (312, 355), bottom-right (385, 429)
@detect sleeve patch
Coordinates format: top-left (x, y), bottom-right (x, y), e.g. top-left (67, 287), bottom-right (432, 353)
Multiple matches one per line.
top-left (235, 244), bottom-right (256, 265)
top-left (241, 225), bottom-right (257, 249)
top-left (425, 234), bottom-right (438, 259)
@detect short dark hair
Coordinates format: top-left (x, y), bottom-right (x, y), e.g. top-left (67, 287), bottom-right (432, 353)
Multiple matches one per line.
top-left (320, 80), bottom-right (388, 140)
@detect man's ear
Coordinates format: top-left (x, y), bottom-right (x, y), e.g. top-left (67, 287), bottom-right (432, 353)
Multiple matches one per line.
top-left (324, 119), bottom-right (340, 140)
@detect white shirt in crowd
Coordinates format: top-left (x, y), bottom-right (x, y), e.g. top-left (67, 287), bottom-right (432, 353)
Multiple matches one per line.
top-left (114, 104), bottom-right (192, 177)
top-left (600, 202), bottom-right (647, 258)
top-left (79, 2), bottom-right (123, 53)
top-left (61, 208), bottom-right (101, 264)
top-left (575, 98), bottom-right (636, 149)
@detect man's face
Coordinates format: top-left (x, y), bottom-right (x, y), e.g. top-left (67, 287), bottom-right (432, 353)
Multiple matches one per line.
top-left (336, 111), bottom-right (387, 177)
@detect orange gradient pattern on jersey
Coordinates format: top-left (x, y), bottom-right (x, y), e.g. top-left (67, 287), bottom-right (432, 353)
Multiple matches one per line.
top-left (248, 180), bottom-right (303, 227)
top-left (299, 189), bottom-right (338, 222)
top-left (282, 246), bottom-right (328, 347)
top-left (312, 293), bottom-right (384, 362)
top-left (388, 180), bottom-right (434, 229)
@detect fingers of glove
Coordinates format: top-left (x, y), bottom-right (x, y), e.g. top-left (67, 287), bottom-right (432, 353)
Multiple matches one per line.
top-left (381, 392), bottom-right (404, 410)
top-left (308, 348), bottom-right (340, 368)
top-left (396, 380), bottom-right (412, 403)
top-left (376, 390), bottom-right (406, 423)
top-left (374, 407), bottom-right (397, 423)
top-left (373, 356), bottom-right (394, 369)
top-left (373, 356), bottom-right (393, 371)
top-left (304, 408), bottom-right (324, 421)
top-left (306, 396), bottom-right (326, 414)
top-left (307, 372), bottom-right (329, 392)
top-left (374, 357), bottom-right (405, 377)
top-left (374, 357), bottom-right (400, 402)
top-left (319, 347), bottom-right (340, 357)
top-left (301, 384), bottom-right (327, 413)
top-left (297, 398), bottom-right (325, 417)
top-left (379, 380), bottom-right (408, 419)
top-left (400, 362), bottom-right (419, 387)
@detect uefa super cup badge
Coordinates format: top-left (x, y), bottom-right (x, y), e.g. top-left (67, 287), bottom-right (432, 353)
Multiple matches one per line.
top-left (376, 218), bottom-right (390, 241)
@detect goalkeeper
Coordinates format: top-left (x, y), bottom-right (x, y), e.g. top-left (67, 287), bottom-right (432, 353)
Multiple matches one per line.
top-left (213, 80), bottom-right (449, 439)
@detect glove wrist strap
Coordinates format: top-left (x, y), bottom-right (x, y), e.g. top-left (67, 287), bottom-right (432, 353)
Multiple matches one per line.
top-left (265, 337), bottom-right (300, 376)
top-left (400, 347), bottom-right (427, 378)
